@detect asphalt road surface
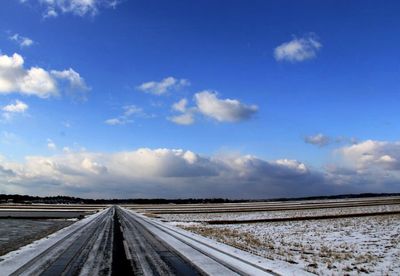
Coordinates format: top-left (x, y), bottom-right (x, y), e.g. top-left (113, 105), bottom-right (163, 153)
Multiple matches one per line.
top-left (1, 206), bottom-right (282, 275)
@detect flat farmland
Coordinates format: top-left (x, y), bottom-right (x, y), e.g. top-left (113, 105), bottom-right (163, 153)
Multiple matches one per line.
top-left (129, 196), bottom-right (400, 275)
top-left (1, 198), bottom-right (399, 275)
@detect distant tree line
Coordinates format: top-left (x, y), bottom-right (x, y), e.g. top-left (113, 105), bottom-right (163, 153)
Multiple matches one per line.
top-left (0, 194), bottom-right (248, 204)
top-left (0, 193), bottom-right (399, 204)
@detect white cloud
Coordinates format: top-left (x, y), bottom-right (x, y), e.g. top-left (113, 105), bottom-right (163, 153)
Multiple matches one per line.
top-left (338, 140), bottom-right (400, 171)
top-left (304, 133), bottom-right (330, 147)
top-left (0, 53), bottom-right (57, 98)
top-left (137, 77), bottom-right (190, 95)
top-left (2, 144), bottom-right (400, 197)
top-left (44, 9), bottom-right (58, 18)
top-left (194, 91), bottom-right (258, 122)
top-left (172, 98), bottom-right (188, 112)
top-left (123, 105), bottom-right (143, 116)
top-left (81, 157), bottom-right (107, 174)
top-left (274, 159), bottom-right (308, 174)
top-left (9, 33), bottom-right (34, 47)
top-left (2, 100), bottom-right (28, 113)
top-left (0, 52), bottom-right (88, 98)
top-left (23, 0), bottom-right (120, 18)
top-left (1, 99), bottom-right (29, 121)
top-left (0, 148), bottom-right (330, 198)
top-left (274, 34), bottom-right (322, 62)
top-left (168, 112), bottom-right (194, 125)
top-left (51, 68), bottom-right (89, 91)
top-left (168, 92), bottom-right (258, 125)
top-left (319, 139), bottom-right (400, 190)
top-left (104, 118), bottom-right (124, 125)
top-left (169, 98), bottom-right (195, 125)
top-left (105, 105), bottom-right (151, 126)
top-left (47, 139), bottom-right (57, 150)
top-left (305, 134), bottom-right (359, 147)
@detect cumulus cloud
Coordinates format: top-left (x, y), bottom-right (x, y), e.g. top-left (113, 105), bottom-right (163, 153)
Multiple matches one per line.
top-left (274, 34), bottom-right (322, 62)
top-left (168, 92), bottom-right (258, 125)
top-left (47, 139), bottom-right (57, 150)
top-left (0, 52), bottom-right (88, 98)
top-left (338, 140), bottom-right (400, 171)
top-left (105, 105), bottom-right (151, 125)
top-left (304, 134), bottom-right (359, 148)
top-left (123, 105), bottom-right (143, 117)
top-left (2, 100), bottom-right (28, 113)
top-left (9, 33), bottom-right (34, 47)
top-left (169, 98), bottom-right (196, 125)
top-left (194, 91), bottom-right (258, 122)
top-left (220, 155), bottom-right (309, 180)
top-left (304, 133), bottom-right (330, 147)
top-left (22, 0), bottom-right (120, 18)
top-left (137, 77), bottom-right (190, 95)
top-left (172, 98), bottom-right (188, 112)
top-left (104, 118), bottom-right (125, 125)
top-left (0, 147), bottom-right (331, 198)
top-left (168, 112), bottom-right (195, 125)
top-left (1, 143), bottom-right (400, 198)
top-left (1, 99), bottom-right (29, 121)
top-left (313, 139), bottom-right (400, 191)
top-left (0, 53), bottom-right (57, 98)
top-left (51, 68), bottom-right (89, 91)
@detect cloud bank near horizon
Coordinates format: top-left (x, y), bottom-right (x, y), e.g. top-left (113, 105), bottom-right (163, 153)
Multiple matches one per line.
top-left (0, 140), bottom-right (399, 199)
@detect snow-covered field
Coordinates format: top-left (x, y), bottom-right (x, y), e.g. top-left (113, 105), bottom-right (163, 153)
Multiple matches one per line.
top-left (157, 203), bottom-right (400, 275)
top-left (159, 204), bottom-right (400, 222)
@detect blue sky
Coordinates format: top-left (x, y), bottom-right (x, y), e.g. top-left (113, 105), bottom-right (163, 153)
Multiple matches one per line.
top-left (0, 0), bottom-right (399, 198)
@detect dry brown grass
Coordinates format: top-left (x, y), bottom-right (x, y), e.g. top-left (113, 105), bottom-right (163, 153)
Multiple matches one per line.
top-left (182, 225), bottom-right (295, 263)
top-left (175, 211), bottom-right (400, 276)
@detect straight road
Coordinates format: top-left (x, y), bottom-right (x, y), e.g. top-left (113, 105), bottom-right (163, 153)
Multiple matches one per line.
top-left (117, 207), bottom-right (284, 276)
top-left (2, 206), bottom-right (309, 275)
top-left (116, 207), bottom-right (201, 275)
